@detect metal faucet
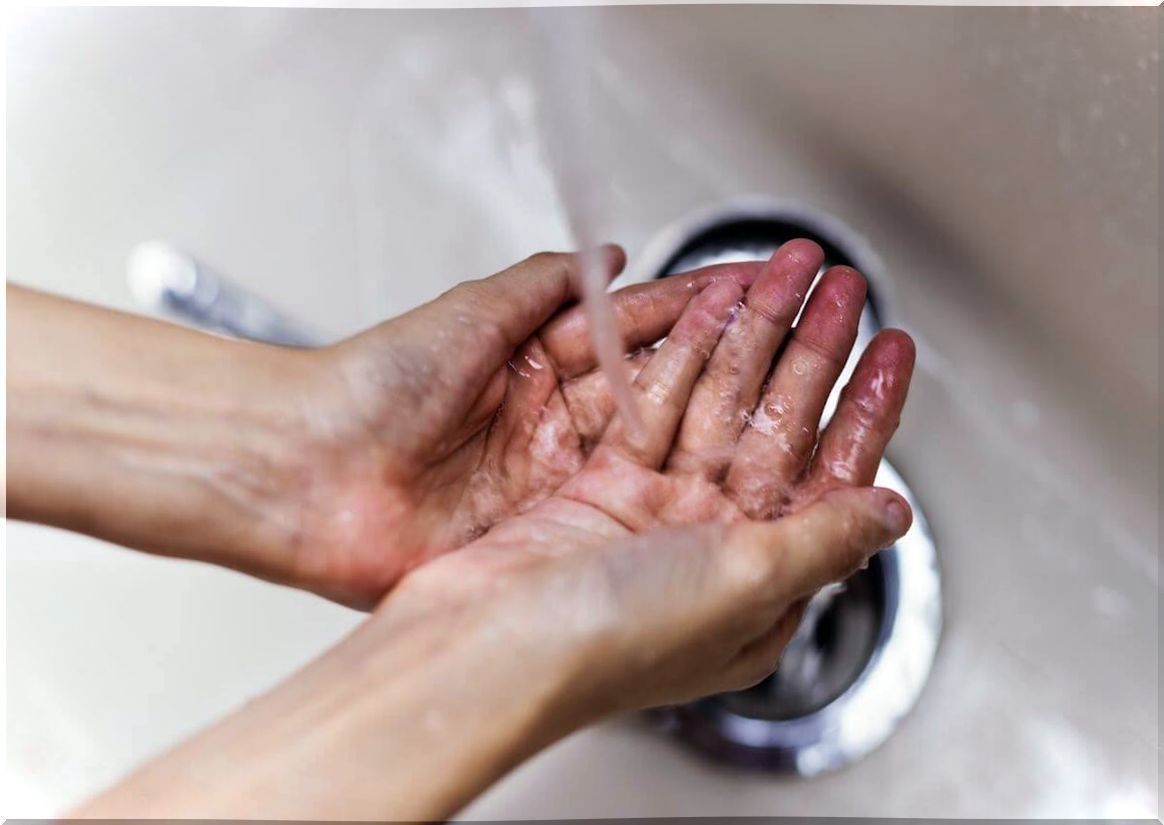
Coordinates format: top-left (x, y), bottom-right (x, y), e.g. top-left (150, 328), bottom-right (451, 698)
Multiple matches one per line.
top-left (126, 241), bottom-right (318, 347)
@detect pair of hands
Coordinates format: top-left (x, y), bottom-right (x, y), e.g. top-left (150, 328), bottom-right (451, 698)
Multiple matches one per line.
top-left (21, 240), bottom-right (914, 821)
top-left (278, 239), bottom-right (914, 712)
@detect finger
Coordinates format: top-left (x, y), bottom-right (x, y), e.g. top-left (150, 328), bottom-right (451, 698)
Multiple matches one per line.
top-left (726, 267), bottom-right (867, 518)
top-left (798, 329), bottom-right (916, 500)
top-left (428, 245), bottom-right (626, 384)
top-left (732, 486), bottom-right (912, 602)
top-left (560, 350), bottom-right (652, 447)
top-left (671, 239), bottom-right (825, 478)
top-left (497, 337), bottom-right (562, 429)
top-left (460, 337), bottom-right (561, 459)
top-left (729, 598), bottom-right (810, 690)
top-left (493, 337), bottom-right (586, 498)
top-left (540, 260), bottom-right (766, 379)
top-left (601, 278), bottom-right (744, 468)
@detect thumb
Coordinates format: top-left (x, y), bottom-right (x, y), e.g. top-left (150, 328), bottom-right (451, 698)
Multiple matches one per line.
top-left (732, 486), bottom-right (912, 602)
top-left (434, 245), bottom-right (626, 373)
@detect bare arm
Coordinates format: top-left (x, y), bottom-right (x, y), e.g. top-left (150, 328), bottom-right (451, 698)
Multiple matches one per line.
top-left (64, 240), bottom-right (915, 821)
top-left (6, 254), bottom-right (760, 607)
top-left (6, 284), bottom-right (320, 585)
top-left (69, 590), bottom-right (584, 821)
top-left (70, 489), bottom-right (907, 822)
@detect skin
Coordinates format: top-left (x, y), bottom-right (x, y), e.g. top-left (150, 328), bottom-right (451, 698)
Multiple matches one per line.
top-left (383, 238), bottom-right (917, 716)
top-left (11, 240), bottom-right (916, 820)
top-left (8, 247), bottom-right (765, 607)
top-left (287, 245), bottom-right (783, 607)
top-left (75, 489), bottom-right (907, 822)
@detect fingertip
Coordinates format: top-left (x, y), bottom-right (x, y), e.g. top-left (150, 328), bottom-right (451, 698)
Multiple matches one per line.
top-left (846, 328), bottom-right (916, 408)
top-left (871, 328), bottom-right (917, 368)
top-left (795, 266), bottom-right (867, 338)
top-left (820, 265), bottom-right (868, 298)
top-left (746, 239), bottom-right (826, 325)
top-left (575, 243), bottom-right (627, 284)
top-left (599, 243), bottom-right (628, 279)
top-left (775, 238), bottom-right (826, 271)
top-left (872, 486), bottom-right (913, 539)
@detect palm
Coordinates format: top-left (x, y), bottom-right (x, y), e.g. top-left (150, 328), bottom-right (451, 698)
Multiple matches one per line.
top-left (400, 241), bottom-right (915, 709)
top-left (298, 253), bottom-right (763, 607)
top-left (423, 240), bottom-right (914, 593)
top-left (300, 242), bottom-right (912, 610)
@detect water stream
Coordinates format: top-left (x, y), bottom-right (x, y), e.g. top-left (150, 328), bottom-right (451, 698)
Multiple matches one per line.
top-left (532, 10), bottom-right (643, 437)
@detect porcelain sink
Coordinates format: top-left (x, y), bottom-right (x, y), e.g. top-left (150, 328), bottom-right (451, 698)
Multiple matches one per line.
top-left (6, 6), bottom-right (1157, 817)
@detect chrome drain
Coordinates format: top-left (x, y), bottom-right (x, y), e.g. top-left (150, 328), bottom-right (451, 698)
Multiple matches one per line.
top-left (626, 198), bottom-right (942, 776)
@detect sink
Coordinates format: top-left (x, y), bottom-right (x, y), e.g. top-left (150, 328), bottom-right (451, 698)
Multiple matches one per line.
top-left (6, 6), bottom-right (1157, 818)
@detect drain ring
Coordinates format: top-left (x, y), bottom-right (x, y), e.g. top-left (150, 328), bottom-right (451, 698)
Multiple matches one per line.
top-left (625, 198), bottom-right (942, 776)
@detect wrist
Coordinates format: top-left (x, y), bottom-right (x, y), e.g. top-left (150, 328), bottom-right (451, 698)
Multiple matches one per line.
top-left (7, 286), bottom-right (326, 583)
top-left (77, 586), bottom-right (595, 821)
top-left (371, 573), bottom-right (597, 729)
top-left (171, 340), bottom-right (328, 582)
top-left (352, 591), bottom-right (596, 819)
top-left (380, 561), bottom-right (618, 733)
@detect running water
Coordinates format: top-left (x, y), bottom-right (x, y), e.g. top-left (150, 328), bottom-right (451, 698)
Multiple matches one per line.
top-left (531, 10), bottom-right (643, 437)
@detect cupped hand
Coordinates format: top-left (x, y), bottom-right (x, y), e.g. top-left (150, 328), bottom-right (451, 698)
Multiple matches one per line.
top-left (289, 248), bottom-right (765, 607)
top-left (388, 239), bottom-right (917, 711)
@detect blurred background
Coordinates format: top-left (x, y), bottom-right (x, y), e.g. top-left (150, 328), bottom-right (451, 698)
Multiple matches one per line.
top-left (6, 6), bottom-right (1158, 817)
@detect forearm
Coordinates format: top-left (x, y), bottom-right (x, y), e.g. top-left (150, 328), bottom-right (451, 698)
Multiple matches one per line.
top-left (7, 284), bottom-right (319, 583)
top-left (70, 591), bottom-right (588, 821)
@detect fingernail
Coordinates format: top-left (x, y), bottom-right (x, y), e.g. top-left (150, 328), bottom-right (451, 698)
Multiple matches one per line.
top-left (884, 498), bottom-right (912, 536)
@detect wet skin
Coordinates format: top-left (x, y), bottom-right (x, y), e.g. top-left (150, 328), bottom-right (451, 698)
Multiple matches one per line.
top-left (296, 241), bottom-right (914, 610)
top-left (48, 241), bottom-right (917, 821)
top-left (291, 247), bottom-right (768, 606)
top-left (384, 238), bottom-right (916, 709)
top-left (7, 242), bottom-right (908, 616)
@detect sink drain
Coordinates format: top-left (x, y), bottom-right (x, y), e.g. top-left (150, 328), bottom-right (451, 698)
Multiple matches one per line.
top-left (627, 198), bottom-right (942, 776)
top-left (722, 559), bottom-right (886, 723)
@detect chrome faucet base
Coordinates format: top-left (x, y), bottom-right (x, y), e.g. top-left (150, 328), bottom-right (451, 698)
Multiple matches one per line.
top-left (127, 241), bottom-right (318, 347)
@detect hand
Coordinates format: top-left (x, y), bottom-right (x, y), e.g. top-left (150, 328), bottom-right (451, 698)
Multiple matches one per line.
top-left (289, 247), bottom-right (766, 607)
top-left (389, 239), bottom-right (917, 711)
top-left (62, 240), bottom-right (917, 824)
top-left (7, 256), bottom-right (760, 608)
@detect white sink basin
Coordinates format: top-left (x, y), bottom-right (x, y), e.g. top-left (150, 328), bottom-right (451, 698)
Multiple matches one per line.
top-left (6, 6), bottom-right (1157, 818)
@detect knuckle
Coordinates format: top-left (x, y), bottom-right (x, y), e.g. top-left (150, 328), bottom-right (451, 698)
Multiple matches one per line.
top-left (723, 532), bottom-right (776, 598)
top-left (477, 316), bottom-right (510, 349)
top-left (743, 297), bottom-right (793, 328)
top-left (833, 516), bottom-right (879, 573)
top-left (791, 333), bottom-right (848, 372)
top-left (525, 250), bottom-right (562, 267)
top-left (447, 279), bottom-right (495, 313)
top-left (522, 250), bottom-right (572, 281)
